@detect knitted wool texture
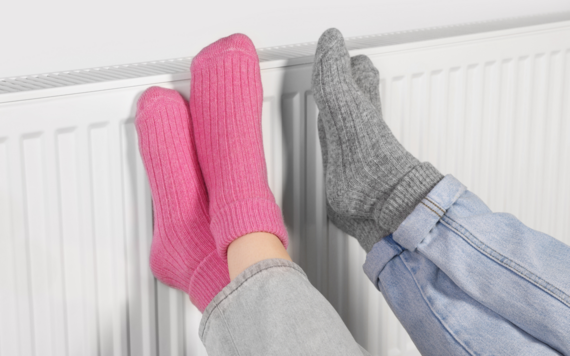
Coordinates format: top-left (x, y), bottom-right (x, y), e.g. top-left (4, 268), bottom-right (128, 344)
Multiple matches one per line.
top-left (190, 34), bottom-right (289, 261)
top-left (135, 87), bottom-right (230, 312)
top-left (318, 55), bottom-right (389, 252)
top-left (312, 29), bottom-right (443, 251)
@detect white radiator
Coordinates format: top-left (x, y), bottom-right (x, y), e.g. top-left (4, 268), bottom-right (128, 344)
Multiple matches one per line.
top-left (1, 13), bottom-right (569, 356)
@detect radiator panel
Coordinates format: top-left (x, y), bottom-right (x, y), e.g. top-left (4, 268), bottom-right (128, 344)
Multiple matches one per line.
top-left (1, 17), bottom-right (569, 356)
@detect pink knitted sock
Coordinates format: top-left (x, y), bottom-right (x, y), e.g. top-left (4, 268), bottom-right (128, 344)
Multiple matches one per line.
top-left (135, 86), bottom-right (230, 312)
top-left (190, 34), bottom-right (289, 260)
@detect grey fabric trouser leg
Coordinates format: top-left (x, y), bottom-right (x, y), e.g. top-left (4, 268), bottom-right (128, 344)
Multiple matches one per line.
top-left (199, 258), bottom-right (369, 356)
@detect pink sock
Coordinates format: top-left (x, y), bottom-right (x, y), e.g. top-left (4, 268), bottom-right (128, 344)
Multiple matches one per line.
top-left (135, 86), bottom-right (230, 312)
top-left (190, 34), bottom-right (289, 260)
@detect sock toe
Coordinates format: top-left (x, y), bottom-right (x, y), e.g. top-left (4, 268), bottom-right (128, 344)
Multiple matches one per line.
top-left (315, 28), bottom-right (346, 59)
top-left (191, 33), bottom-right (258, 70)
top-left (136, 86), bottom-right (186, 116)
top-left (350, 55), bottom-right (379, 90)
top-left (312, 28), bottom-right (355, 106)
top-left (223, 33), bottom-right (256, 53)
top-left (350, 54), bottom-right (374, 69)
top-left (350, 55), bottom-right (382, 112)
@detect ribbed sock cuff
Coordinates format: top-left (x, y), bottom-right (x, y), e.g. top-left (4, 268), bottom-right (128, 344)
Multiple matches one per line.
top-left (210, 199), bottom-right (289, 262)
top-left (189, 250), bottom-right (231, 313)
top-left (374, 162), bottom-right (444, 233)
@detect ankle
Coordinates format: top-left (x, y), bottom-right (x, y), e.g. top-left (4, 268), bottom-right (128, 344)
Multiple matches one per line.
top-left (227, 232), bottom-right (292, 280)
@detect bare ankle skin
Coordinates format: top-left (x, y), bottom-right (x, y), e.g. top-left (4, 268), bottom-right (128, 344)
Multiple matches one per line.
top-left (227, 232), bottom-right (292, 280)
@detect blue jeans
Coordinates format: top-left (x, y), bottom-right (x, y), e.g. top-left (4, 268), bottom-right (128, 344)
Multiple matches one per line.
top-left (364, 175), bottom-right (570, 355)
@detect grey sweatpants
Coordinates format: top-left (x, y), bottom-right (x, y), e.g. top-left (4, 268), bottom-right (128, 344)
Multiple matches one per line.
top-left (199, 258), bottom-right (369, 355)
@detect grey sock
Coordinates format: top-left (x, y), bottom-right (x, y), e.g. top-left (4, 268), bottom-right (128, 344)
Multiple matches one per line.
top-left (318, 55), bottom-right (388, 252)
top-left (318, 115), bottom-right (384, 252)
top-left (350, 54), bottom-right (382, 112)
top-left (312, 28), bottom-right (443, 247)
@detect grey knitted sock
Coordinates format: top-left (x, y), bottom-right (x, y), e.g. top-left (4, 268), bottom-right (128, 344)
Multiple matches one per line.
top-left (350, 55), bottom-right (382, 112)
top-left (312, 28), bottom-right (443, 243)
top-left (318, 55), bottom-right (388, 252)
top-left (318, 117), bottom-right (384, 252)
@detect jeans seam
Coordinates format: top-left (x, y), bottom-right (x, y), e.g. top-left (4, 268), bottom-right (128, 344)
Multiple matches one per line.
top-left (420, 201), bottom-right (442, 218)
top-left (200, 264), bottom-right (306, 339)
top-left (220, 310), bottom-right (243, 356)
top-left (395, 254), bottom-right (476, 356)
top-left (425, 197), bottom-right (446, 215)
top-left (441, 215), bottom-right (570, 309)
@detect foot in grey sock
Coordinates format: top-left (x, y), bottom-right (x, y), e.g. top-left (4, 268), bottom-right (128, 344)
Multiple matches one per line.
top-left (312, 28), bottom-right (443, 243)
top-left (318, 55), bottom-right (389, 252)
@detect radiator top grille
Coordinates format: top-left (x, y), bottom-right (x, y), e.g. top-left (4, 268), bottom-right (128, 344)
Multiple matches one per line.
top-left (1, 11), bottom-right (569, 103)
top-left (0, 58), bottom-right (193, 95)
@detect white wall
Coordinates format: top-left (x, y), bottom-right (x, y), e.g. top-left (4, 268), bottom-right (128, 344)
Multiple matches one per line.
top-left (2, 0), bottom-right (570, 78)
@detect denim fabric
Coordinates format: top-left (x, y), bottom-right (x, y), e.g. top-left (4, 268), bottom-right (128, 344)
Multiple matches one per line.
top-left (365, 175), bottom-right (570, 355)
top-left (200, 258), bottom-right (369, 356)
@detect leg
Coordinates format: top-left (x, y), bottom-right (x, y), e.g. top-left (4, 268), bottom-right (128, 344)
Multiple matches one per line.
top-left (201, 256), bottom-right (369, 356)
top-left (367, 235), bottom-right (561, 356)
top-left (227, 232), bottom-right (291, 280)
top-left (188, 34), bottom-right (369, 355)
top-left (313, 28), bottom-right (570, 354)
top-left (374, 176), bottom-right (570, 354)
top-left (137, 84), bottom-right (368, 356)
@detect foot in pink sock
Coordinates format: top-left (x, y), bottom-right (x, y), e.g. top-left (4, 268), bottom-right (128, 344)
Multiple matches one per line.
top-left (190, 33), bottom-right (289, 261)
top-left (135, 86), bottom-right (230, 312)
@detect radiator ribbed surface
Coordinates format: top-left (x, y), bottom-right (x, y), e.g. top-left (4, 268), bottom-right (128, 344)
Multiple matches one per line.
top-left (1, 14), bottom-right (569, 356)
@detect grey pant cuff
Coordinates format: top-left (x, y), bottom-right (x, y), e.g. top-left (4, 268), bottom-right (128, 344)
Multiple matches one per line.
top-left (199, 258), bottom-right (305, 339)
top-left (199, 258), bottom-right (368, 356)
